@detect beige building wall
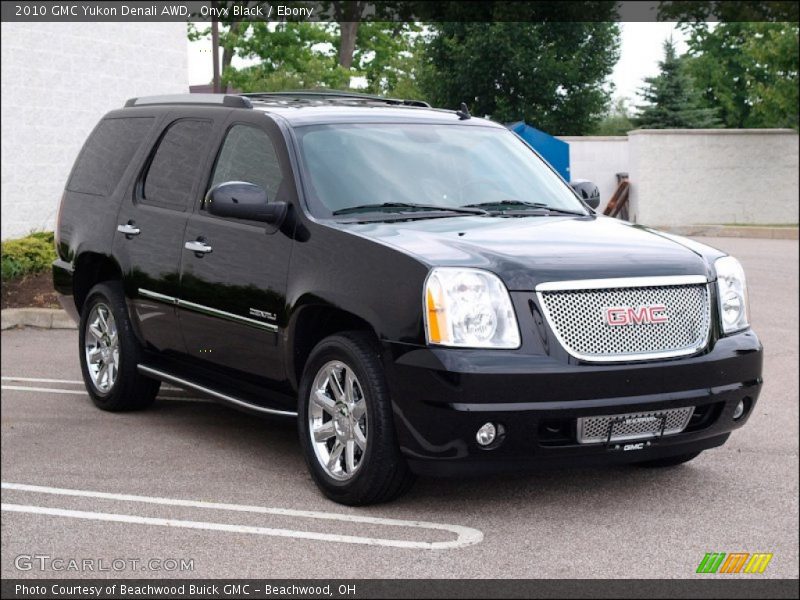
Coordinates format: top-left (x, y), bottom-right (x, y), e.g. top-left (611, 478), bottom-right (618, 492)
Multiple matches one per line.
top-left (1, 22), bottom-right (189, 239)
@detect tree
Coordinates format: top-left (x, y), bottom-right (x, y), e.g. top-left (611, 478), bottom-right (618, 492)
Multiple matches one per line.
top-left (745, 23), bottom-right (799, 129)
top-left (220, 22), bottom-right (351, 91)
top-left (325, 1), bottom-right (418, 71)
top-left (681, 22), bottom-right (799, 129)
top-left (421, 21), bottom-right (620, 135)
top-left (658, 1), bottom-right (799, 129)
top-left (187, 2), bottom-right (266, 80)
top-left (353, 21), bottom-right (424, 96)
top-left (635, 38), bottom-right (720, 129)
top-left (658, 0), bottom-right (798, 23)
top-left (592, 97), bottom-right (635, 135)
top-left (188, 4), bottom-right (424, 96)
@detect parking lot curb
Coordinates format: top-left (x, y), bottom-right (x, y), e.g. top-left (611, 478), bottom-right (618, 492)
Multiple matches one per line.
top-left (1, 308), bottom-right (77, 330)
top-left (660, 225), bottom-right (798, 240)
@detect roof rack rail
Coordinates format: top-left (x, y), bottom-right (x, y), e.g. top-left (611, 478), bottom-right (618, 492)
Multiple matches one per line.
top-left (240, 91), bottom-right (431, 108)
top-left (124, 94), bottom-right (252, 109)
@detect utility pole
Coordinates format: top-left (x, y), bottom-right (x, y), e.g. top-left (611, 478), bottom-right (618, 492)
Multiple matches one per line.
top-left (211, 10), bottom-right (220, 93)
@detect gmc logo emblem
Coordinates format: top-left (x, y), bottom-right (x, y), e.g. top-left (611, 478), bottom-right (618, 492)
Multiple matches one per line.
top-left (604, 305), bottom-right (668, 326)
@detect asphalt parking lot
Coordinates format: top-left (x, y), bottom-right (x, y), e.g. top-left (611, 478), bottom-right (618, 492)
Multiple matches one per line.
top-left (1, 237), bottom-right (797, 579)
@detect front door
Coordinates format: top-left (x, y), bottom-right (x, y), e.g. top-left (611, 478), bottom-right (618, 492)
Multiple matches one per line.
top-left (178, 116), bottom-right (294, 383)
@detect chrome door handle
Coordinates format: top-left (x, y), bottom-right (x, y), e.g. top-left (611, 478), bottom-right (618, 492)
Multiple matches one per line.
top-left (117, 223), bottom-right (140, 236)
top-left (184, 240), bottom-right (213, 254)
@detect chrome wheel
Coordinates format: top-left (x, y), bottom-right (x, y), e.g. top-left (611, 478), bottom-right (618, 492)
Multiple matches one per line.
top-left (308, 360), bottom-right (368, 481)
top-left (84, 303), bottom-right (119, 394)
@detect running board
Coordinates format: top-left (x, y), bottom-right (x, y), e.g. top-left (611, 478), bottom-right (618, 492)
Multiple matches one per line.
top-left (137, 364), bottom-right (297, 418)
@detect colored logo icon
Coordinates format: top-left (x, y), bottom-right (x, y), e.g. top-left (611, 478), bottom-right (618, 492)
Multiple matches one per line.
top-left (697, 552), bottom-right (773, 574)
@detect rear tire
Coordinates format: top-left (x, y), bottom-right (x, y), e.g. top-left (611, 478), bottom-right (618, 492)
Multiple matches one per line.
top-left (637, 451), bottom-right (702, 468)
top-left (297, 332), bottom-right (415, 505)
top-left (78, 282), bottom-right (160, 411)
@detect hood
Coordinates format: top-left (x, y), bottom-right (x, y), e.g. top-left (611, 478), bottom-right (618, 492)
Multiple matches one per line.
top-left (336, 215), bottom-right (719, 291)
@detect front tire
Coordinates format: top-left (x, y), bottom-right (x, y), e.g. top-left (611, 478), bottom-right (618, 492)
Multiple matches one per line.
top-left (78, 282), bottom-right (160, 411)
top-left (297, 332), bottom-right (415, 505)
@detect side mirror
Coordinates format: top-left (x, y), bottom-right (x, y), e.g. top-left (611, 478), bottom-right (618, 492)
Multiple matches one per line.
top-left (570, 179), bottom-right (601, 210)
top-left (205, 181), bottom-right (287, 225)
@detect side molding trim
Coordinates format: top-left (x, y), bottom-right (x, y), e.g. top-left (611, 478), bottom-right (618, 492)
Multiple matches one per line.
top-left (138, 288), bottom-right (278, 332)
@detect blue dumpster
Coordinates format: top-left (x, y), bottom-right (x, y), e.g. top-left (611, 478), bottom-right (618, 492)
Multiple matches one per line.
top-left (508, 121), bottom-right (570, 181)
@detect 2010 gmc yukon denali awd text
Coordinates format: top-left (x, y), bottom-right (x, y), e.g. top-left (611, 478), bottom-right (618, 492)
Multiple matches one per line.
top-left (53, 92), bottom-right (763, 505)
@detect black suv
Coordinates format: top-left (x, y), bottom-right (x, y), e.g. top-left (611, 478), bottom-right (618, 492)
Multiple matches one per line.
top-left (53, 92), bottom-right (763, 505)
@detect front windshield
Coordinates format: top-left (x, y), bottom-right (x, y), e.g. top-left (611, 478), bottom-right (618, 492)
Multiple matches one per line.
top-left (294, 123), bottom-right (587, 217)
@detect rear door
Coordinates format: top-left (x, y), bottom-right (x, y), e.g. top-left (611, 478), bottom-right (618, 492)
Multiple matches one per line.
top-left (115, 114), bottom-right (218, 354)
top-left (177, 113), bottom-right (294, 382)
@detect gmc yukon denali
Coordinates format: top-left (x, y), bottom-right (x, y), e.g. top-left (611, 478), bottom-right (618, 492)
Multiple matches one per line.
top-left (53, 92), bottom-right (763, 505)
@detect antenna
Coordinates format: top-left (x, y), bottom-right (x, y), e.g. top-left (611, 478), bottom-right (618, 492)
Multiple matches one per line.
top-left (456, 102), bottom-right (471, 120)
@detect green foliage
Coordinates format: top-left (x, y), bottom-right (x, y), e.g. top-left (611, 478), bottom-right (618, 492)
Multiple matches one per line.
top-left (189, 10), bottom-right (426, 97)
top-left (222, 22), bottom-right (350, 91)
top-left (420, 21), bottom-right (621, 135)
top-left (658, 1), bottom-right (799, 23)
top-left (592, 98), bottom-right (635, 135)
top-left (635, 38), bottom-right (721, 129)
top-left (681, 22), bottom-right (799, 129)
top-left (746, 23), bottom-right (799, 129)
top-left (353, 21), bottom-right (425, 97)
top-left (1, 232), bottom-right (56, 281)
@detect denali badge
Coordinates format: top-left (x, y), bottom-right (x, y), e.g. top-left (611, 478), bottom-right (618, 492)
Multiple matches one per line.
top-left (249, 308), bottom-right (276, 321)
top-left (604, 304), bottom-right (668, 326)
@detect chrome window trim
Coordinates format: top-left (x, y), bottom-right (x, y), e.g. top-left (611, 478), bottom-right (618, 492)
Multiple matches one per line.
top-left (535, 279), bottom-right (713, 363)
top-left (535, 275), bottom-right (710, 292)
top-left (137, 365), bottom-right (297, 417)
top-left (138, 288), bottom-right (278, 332)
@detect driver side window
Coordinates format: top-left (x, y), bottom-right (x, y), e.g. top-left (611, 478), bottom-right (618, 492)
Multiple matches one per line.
top-left (209, 125), bottom-right (283, 202)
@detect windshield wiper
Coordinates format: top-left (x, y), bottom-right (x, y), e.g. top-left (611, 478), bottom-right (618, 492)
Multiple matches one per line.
top-left (462, 200), bottom-right (586, 216)
top-left (332, 202), bottom-right (488, 216)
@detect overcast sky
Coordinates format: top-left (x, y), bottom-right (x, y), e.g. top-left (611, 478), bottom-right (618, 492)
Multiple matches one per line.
top-left (187, 22), bottom-right (687, 104)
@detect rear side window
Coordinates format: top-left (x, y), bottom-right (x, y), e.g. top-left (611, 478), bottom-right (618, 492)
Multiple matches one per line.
top-left (143, 119), bottom-right (213, 211)
top-left (67, 117), bottom-right (154, 196)
top-left (209, 124), bottom-right (283, 200)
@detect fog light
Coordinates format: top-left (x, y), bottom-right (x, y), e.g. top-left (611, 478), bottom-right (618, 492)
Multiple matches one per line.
top-left (476, 422), bottom-right (497, 446)
top-left (733, 400), bottom-right (745, 420)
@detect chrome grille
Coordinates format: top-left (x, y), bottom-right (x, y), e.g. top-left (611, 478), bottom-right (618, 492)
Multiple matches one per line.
top-left (577, 407), bottom-right (695, 444)
top-left (536, 279), bottom-right (711, 362)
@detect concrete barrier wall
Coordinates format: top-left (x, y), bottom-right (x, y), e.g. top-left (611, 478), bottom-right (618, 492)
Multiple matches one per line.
top-left (627, 129), bottom-right (799, 227)
top-left (558, 136), bottom-right (629, 212)
top-left (1, 22), bottom-right (188, 239)
top-left (559, 130), bottom-right (798, 227)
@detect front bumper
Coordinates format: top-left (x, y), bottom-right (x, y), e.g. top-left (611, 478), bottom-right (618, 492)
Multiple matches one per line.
top-left (382, 330), bottom-right (763, 476)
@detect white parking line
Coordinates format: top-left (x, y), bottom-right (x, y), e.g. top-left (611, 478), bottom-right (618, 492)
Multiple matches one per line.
top-left (1, 483), bottom-right (483, 550)
top-left (2, 385), bottom-right (86, 395)
top-left (2, 376), bottom-right (180, 391)
top-left (1, 376), bottom-right (83, 385)
top-left (1, 385), bottom-right (210, 403)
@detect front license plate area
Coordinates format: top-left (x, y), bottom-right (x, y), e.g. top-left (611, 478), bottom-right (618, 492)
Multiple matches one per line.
top-left (576, 407), bottom-right (695, 445)
top-left (605, 414), bottom-right (667, 449)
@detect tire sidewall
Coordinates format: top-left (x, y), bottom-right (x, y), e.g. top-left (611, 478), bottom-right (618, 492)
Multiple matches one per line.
top-left (297, 335), bottom-right (390, 498)
top-left (79, 293), bottom-right (116, 399)
top-left (78, 282), bottom-right (152, 411)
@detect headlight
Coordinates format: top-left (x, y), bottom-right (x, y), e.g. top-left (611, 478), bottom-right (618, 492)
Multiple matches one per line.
top-left (715, 256), bottom-right (749, 334)
top-left (424, 267), bottom-right (520, 348)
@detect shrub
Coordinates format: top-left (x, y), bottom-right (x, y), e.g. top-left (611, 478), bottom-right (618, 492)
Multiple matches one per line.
top-left (1, 232), bottom-right (57, 281)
